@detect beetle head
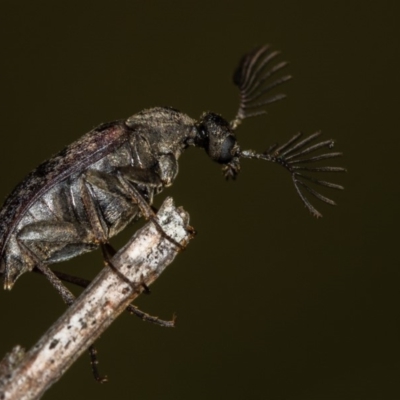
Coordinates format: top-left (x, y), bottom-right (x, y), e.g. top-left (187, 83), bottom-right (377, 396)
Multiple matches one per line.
top-left (196, 112), bottom-right (241, 179)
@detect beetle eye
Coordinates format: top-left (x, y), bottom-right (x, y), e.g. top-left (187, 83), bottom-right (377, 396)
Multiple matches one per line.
top-left (218, 135), bottom-right (236, 163)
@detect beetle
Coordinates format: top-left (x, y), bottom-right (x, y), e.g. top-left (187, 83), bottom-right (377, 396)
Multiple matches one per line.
top-left (0, 44), bottom-right (345, 299)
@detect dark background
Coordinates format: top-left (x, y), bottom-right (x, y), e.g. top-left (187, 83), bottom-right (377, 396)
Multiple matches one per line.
top-left (0, 1), bottom-right (398, 399)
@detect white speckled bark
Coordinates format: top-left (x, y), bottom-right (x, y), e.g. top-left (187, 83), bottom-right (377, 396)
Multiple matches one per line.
top-left (0, 197), bottom-right (193, 400)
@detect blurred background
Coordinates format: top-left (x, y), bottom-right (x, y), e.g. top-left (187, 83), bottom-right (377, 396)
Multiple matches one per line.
top-left (0, 1), bottom-right (398, 399)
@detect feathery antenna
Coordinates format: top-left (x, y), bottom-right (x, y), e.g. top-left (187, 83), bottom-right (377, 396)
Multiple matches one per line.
top-left (231, 45), bottom-right (292, 130)
top-left (239, 132), bottom-right (346, 218)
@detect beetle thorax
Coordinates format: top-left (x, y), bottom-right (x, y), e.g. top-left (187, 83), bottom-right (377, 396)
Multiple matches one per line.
top-left (125, 107), bottom-right (197, 160)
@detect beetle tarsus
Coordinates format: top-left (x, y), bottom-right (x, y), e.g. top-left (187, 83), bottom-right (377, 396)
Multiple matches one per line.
top-left (89, 345), bottom-right (108, 384)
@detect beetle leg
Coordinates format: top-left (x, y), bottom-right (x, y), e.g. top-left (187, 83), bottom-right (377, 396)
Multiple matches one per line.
top-left (100, 242), bottom-right (151, 295)
top-left (78, 177), bottom-right (137, 290)
top-left (15, 220), bottom-right (96, 279)
top-left (99, 242), bottom-right (150, 294)
top-left (42, 268), bottom-right (175, 328)
top-left (32, 266), bottom-right (89, 288)
top-left (88, 345), bottom-right (108, 383)
top-left (116, 172), bottom-right (185, 251)
top-left (15, 238), bottom-right (77, 307)
top-left (35, 262), bottom-right (76, 306)
top-left (101, 242), bottom-right (117, 258)
top-left (8, 218), bottom-right (97, 292)
top-left (125, 304), bottom-right (175, 328)
top-left (79, 176), bottom-right (109, 244)
top-left (33, 263), bottom-right (108, 382)
top-left (80, 177), bottom-right (156, 293)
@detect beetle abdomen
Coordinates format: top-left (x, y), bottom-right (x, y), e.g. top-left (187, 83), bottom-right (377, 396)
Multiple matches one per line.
top-left (1, 137), bottom-right (156, 287)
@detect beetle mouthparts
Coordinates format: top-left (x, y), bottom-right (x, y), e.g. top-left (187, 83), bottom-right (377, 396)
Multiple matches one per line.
top-left (4, 277), bottom-right (14, 291)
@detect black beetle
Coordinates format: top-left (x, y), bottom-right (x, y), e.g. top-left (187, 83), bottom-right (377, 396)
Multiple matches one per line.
top-left (0, 45), bottom-right (345, 298)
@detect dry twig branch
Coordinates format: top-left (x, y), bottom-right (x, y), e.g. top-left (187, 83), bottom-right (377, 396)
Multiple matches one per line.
top-left (0, 197), bottom-right (193, 400)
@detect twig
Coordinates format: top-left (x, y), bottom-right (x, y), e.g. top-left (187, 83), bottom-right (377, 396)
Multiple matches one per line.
top-left (0, 197), bottom-right (193, 400)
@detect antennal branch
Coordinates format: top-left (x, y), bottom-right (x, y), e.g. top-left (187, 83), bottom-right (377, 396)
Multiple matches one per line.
top-left (230, 45), bottom-right (292, 130)
top-left (240, 132), bottom-right (346, 217)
